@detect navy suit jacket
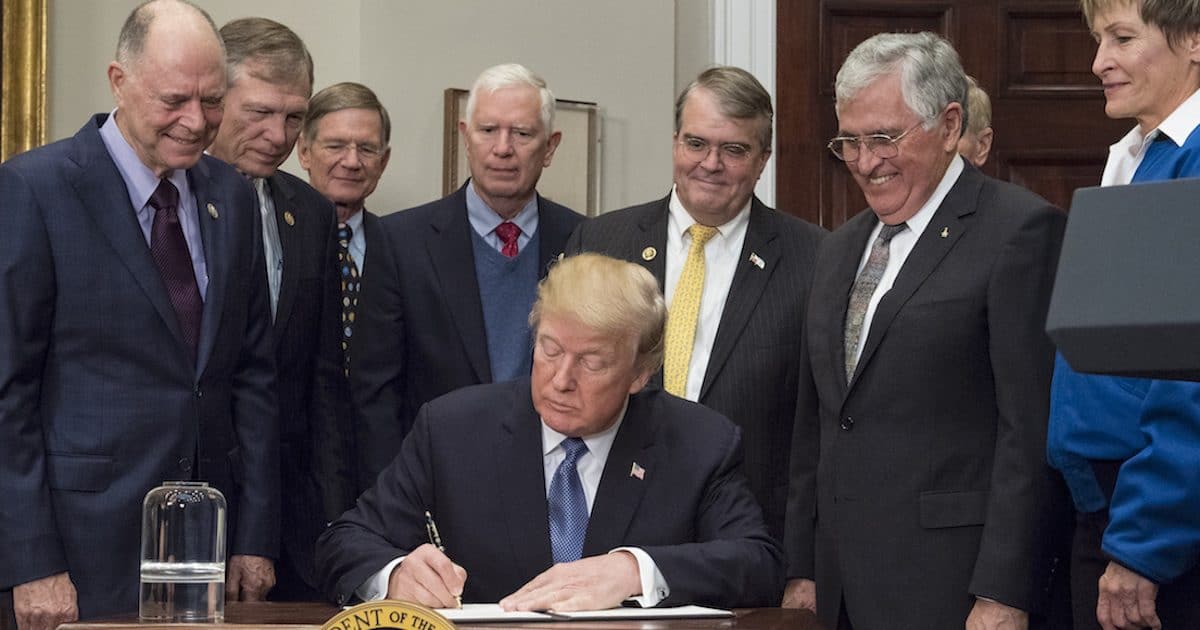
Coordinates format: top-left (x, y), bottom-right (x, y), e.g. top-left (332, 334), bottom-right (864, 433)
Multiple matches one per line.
top-left (316, 379), bottom-right (784, 608)
top-left (262, 170), bottom-right (348, 592)
top-left (0, 115), bottom-right (279, 618)
top-left (349, 184), bottom-right (584, 491)
top-left (564, 195), bottom-right (825, 537)
top-left (786, 165), bottom-right (1066, 629)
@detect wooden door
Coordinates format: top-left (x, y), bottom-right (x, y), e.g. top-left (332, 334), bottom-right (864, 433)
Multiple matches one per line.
top-left (776, 0), bottom-right (1130, 229)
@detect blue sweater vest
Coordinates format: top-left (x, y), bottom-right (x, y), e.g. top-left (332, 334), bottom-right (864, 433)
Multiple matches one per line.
top-left (471, 228), bottom-right (539, 382)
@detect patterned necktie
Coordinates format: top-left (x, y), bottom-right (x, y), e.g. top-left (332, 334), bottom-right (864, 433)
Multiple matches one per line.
top-left (148, 179), bottom-right (203, 360)
top-left (337, 223), bottom-right (360, 377)
top-left (495, 221), bottom-right (521, 258)
top-left (548, 437), bottom-right (589, 564)
top-left (663, 224), bottom-right (719, 397)
top-left (254, 178), bottom-right (283, 318)
top-left (843, 222), bottom-right (907, 382)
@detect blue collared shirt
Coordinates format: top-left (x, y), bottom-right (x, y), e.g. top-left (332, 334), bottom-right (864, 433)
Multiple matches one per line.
top-left (465, 180), bottom-right (538, 253)
top-left (98, 110), bottom-right (209, 299)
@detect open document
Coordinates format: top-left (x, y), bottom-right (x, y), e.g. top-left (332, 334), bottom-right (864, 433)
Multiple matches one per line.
top-left (436, 603), bottom-right (734, 623)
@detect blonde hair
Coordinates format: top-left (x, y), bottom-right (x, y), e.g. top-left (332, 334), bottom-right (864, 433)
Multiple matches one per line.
top-left (1080, 0), bottom-right (1200, 48)
top-left (964, 75), bottom-right (992, 135)
top-left (529, 254), bottom-right (666, 373)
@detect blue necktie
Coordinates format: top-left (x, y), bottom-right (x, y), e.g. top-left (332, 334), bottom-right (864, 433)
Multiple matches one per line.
top-left (548, 437), bottom-right (589, 564)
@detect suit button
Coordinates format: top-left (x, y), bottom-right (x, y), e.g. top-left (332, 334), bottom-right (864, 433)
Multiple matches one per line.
top-left (193, 387), bottom-right (203, 398)
top-left (179, 457), bottom-right (192, 473)
top-left (840, 416), bottom-right (854, 431)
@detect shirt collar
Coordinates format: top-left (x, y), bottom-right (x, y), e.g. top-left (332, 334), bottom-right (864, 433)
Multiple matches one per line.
top-left (540, 399), bottom-right (628, 462)
top-left (344, 207), bottom-right (365, 231)
top-left (901, 154), bottom-right (964, 236)
top-left (466, 179), bottom-right (538, 237)
top-left (1110, 87), bottom-right (1200, 157)
top-left (99, 109), bottom-right (190, 209)
top-left (666, 186), bottom-right (752, 246)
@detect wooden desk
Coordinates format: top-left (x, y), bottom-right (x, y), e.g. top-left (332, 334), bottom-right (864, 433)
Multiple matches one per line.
top-left (59, 602), bottom-right (824, 630)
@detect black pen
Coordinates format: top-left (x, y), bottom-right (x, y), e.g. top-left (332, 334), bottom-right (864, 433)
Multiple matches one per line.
top-left (424, 510), bottom-right (462, 608)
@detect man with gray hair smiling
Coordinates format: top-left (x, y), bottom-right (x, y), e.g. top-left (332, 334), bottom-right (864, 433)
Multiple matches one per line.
top-left (350, 63), bottom-right (584, 490)
top-left (316, 253), bottom-right (782, 610)
top-left (783, 32), bottom-right (1066, 629)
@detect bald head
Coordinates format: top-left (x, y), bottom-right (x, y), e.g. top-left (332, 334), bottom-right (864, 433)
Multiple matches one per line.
top-left (107, 0), bottom-right (227, 176)
top-left (116, 0), bottom-right (224, 70)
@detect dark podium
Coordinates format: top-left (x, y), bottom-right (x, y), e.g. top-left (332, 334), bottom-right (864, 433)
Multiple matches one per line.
top-left (1046, 178), bottom-right (1200, 381)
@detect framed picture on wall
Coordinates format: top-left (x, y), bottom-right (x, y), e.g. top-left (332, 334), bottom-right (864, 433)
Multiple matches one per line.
top-left (443, 88), bottom-right (600, 216)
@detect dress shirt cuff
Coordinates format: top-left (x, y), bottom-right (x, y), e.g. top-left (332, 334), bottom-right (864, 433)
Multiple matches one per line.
top-left (356, 556), bottom-right (405, 602)
top-left (611, 547), bottom-right (669, 607)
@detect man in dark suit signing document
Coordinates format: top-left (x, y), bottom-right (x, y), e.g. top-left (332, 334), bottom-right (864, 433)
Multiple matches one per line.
top-left (316, 253), bottom-right (783, 611)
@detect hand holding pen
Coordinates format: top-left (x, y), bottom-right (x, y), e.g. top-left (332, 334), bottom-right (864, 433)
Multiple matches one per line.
top-left (383, 511), bottom-right (466, 608)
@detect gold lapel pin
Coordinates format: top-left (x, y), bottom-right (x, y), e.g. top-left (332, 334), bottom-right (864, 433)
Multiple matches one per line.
top-left (642, 246), bottom-right (657, 261)
top-left (284, 211), bottom-right (296, 227)
top-left (206, 203), bottom-right (218, 219)
top-left (940, 227), bottom-right (949, 238)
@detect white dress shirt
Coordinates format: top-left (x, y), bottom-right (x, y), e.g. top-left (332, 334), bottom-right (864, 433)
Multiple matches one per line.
top-left (1101, 87), bottom-right (1200, 186)
top-left (849, 155), bottom-right (964, 364)
top-left (356, 406), bottom-right (669, 607)
top-left (663, 187), bottom-right (751, 401)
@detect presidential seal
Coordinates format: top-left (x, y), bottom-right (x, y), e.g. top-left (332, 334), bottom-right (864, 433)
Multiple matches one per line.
top-left (322, 600), bottom-right (456, 630)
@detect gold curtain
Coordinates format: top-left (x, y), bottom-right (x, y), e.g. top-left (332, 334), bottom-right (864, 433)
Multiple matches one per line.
top-left (1, 0), bottom-right (47, 162)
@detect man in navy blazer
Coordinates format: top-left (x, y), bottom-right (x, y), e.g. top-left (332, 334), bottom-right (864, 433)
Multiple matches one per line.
top-left (297, 82), bottom-right (396, 497)
top-left (316, 254), bottom-right (783, 610)
top-left (565, 67), bottom-right (825, 539)
top-left (351, 63), bottom-right (584, 489)
top-left (0, 2), bottom-right (278, 628)
top-left (206, 16), bottom-right (347, 602)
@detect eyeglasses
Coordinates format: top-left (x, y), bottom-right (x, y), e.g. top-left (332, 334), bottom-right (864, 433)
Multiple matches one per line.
top-left (316, 141), bottom-right (387, 162)
top-left (827, 122), bottom-right (923, 162)
top-left (676, 136), bottom-right (757, 165)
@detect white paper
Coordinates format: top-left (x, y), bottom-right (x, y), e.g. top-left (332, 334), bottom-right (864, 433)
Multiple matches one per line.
top-left (434, 603), bottom-right (733, 623)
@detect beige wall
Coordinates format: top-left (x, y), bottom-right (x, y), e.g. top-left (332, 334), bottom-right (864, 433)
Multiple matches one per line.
top-left (48, 0), bottom-right (678, 214)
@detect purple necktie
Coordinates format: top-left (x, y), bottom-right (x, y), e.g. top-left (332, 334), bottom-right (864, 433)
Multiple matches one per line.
top-left (149, 179), bottom-right (202, 360)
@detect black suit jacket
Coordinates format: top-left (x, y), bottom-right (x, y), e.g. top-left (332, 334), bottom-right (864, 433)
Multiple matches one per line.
top-left (0, 115), bottom-right (278, 618)
top-left (316, 379), bottom-right (784, 608)
top-left (350, 184), bottom-right (584, 491)
top-left (785, 164), bottom-right (1066, 629)
top-left (262, 170), bottom-right (348, 592)
top-left (564, 195), bottom-right (825, 537)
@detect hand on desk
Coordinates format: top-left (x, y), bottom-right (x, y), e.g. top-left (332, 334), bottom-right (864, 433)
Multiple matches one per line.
top-left (12, 571), bottom-right (77, 630)
top-left (387, 543), bottom-right (467, 608)
top-left (499, 552), bottom-right (640, 612)
top-left (781, 578), bottom-right (816, 611)
top-left (226, 554), bottom-right (275, 601)
top-left (1097, 561), bottom-right (1160, 630)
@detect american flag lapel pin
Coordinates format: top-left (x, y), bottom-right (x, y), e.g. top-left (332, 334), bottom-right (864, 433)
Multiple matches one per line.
top-left (749, 252), bottom-right (765, 269)
top-left (630, 462), bottom-right (645, 480)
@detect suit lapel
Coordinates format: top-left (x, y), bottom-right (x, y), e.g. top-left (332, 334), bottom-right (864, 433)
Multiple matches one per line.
top-left (633, 200), bottom-right (669, 391)
top-left (495, 386), bottom-right (554, 574)
top-left (583, 394), bottom-right (656, 557)
top-left (269, 174), bottom-right (300, 340)
top-left (700, 198), bottom-right (778, 400)
top-left (426, 185), bottom-right (490, 382)
top-left (189, 158), bottom-right (231, 378)
top-left (850, 168), bottom-right (979, 389)
top-left (633, 198), bottom-right (670, 286)
top-left (68, 117), bottom-right (191, 362)
top-left (534, 196), bottom-right (575, 277)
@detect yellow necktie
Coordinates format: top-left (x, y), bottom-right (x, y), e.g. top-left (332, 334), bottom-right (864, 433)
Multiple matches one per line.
top-left (664, 224), bottom-right (719, 397)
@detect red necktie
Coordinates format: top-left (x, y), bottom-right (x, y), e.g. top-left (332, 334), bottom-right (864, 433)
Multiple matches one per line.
top-left (495, 221), bottom-right (521, 258)
top-left (148, 179), bottom-right (203, 359)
